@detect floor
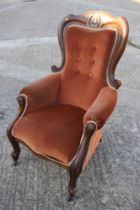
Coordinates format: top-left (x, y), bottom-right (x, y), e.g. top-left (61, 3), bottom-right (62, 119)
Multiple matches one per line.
top-left (0, 0), bottom-right (140, 209)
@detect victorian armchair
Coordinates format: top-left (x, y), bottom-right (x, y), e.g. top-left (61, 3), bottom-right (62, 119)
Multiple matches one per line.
top-left (7, 11), bottom-right (128, 200)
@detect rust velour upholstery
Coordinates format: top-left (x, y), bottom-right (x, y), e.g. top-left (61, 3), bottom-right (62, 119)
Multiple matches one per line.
top-left (7, 11), bottom-right (129, 199)
top-left (13, 104), bottom-right (85, 165)
top-left (12, 26), bottom-right (117, 166)
top-left (11, 12), bottom-right (128, 169)
top-left (59, 27), bottom-right (116, 110)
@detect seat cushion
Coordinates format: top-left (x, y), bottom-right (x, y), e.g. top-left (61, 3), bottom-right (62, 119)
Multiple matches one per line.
top-left (12, 104), bottom-right (86, 165)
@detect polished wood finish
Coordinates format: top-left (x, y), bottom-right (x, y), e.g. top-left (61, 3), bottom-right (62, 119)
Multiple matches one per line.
top-left (7, 95), bottom-right (26, 165)
top-left (7, 94), bottom-right (69, 169)
top-left (51, 14), bottom-right (87, 73)
top-left (68, 122), bottom-right (96, 200)
top-left (51, 11), bottom-right (129, 89)
top-left (7, 11), bottom-right (128, 200)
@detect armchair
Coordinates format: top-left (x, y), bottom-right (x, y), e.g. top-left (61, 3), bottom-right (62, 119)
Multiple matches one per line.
top-left (7, 10), bottom-right (129, 200)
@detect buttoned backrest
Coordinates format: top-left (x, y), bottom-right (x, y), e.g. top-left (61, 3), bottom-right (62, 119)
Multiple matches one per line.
top-left (58, 26), bottom-right (116, 110)
top-left (55, 11), bottom-right (129, 110)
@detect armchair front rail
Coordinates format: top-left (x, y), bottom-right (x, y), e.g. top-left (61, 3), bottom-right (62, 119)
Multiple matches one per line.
top-left (7, 10), bottom-right (129, 200)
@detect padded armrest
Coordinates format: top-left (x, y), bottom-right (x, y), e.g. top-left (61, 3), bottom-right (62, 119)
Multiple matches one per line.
top-left (20, 73), bottom-right (61, 114)
top-left (83, 86), bottom-right (117, 128)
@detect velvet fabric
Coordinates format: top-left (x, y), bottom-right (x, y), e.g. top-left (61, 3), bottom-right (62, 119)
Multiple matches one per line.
top-left (83, 87), bottom-right (117, 128)
top-left (59, 26), bottom-right (116, 110)
top-left (83, 128), bottom-right (102, 168)
top-left (12, 25), bottom-right (118, 167)
top-left (20, 73), bottom-right (61, 114)
top-left (12, 104), bottom-right (85, 165)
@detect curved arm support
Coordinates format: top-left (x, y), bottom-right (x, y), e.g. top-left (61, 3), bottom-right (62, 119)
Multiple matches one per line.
top-left (20, 73), bottom-right (61, 115)
top-left (83, 86), bottom-right (117, 129)
top-left (68, 121), bottom-right (97, 200)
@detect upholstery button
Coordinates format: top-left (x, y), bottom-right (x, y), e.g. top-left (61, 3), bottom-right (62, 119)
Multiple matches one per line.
top-left (76, 57), bottom-right (81, 63)
top-left (88, 73), bottom-right (92, 77)
top-left (90, 59), bottom-right (95, 64)
top-left (92, 46), bottom-right (96, 51)
top-left (77, 69), bottom-right (80, 74)
top-left (78, 44), bottom-right (83, 49)
top-left (75, 69), bottom-right (80, 74)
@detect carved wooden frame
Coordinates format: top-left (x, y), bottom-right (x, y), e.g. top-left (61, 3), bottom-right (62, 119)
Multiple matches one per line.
top-left (7, 11), bottom-right (129, 201)
top-left (7, 94), bottom-right (97, 200)
top-left (52, 11), bottom-right (129, 89)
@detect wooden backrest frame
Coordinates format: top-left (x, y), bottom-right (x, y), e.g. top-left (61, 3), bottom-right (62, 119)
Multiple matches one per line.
top-left (51, 11), bottom-right (129, 89)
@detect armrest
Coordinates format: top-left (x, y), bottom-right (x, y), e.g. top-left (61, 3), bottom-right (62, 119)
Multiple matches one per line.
top-left (20, 73), bottom-right (61, 114)
top-left (83, 86), bottom-right (117, 128)
top-left (68, 121), bottom-right (96, 198)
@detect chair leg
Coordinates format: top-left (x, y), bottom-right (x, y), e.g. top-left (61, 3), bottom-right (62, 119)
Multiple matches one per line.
top-left (68, 166), bottom-right (79, 201)
top-left (7, 130), bottom-right (20, 165)
top-left (68, 122), bottom-right (97, 201)
top-left (6, 95), bottom-right (26, 165)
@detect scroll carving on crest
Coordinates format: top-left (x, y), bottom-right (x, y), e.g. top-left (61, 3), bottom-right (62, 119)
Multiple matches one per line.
top-left (87, 14), bottom-right (103, 28)
top-left (51, 12), bottom-right (128, 89)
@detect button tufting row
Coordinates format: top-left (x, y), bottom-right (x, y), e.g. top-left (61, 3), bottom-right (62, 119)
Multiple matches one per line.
top-left (78, 44), bottom-right (96, 51)
top-left (75, 71), bottom-right (93, 78)
top-left (76, 45), bottom-right (96, 64)
top-left (74, 69), bottom-right (93, 78)
top-left (74, 45), bottom-right (97, 77)
top-left (75, 57), bottom-right (95, 64)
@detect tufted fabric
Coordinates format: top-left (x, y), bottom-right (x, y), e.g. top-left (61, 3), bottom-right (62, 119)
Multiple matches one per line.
top-left (59, 26), bottom-right (116, 110)
top-left (11, 21), bottom-right (122, 168)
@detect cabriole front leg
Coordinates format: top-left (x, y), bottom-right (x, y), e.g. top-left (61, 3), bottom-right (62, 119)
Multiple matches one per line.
top-left (68, 121), bottom-right (97, 201)
top-left (7, 129), bottom-right (20, 165)
top-left (7, 95), bottom-right (26, 165)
